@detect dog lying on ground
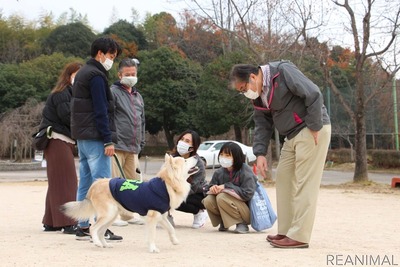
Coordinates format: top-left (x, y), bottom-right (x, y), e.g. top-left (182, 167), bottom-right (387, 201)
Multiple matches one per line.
top-left (61, 154), bottom-right (198, 253)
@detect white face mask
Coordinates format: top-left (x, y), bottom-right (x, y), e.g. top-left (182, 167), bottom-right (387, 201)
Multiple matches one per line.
top-left (177, 140), bottom-right (191, 156)
top-left (219, 156), bottom-right (233, 168)
top-left (101, 55), bottom-right (114, 71)
top-left (120, 76), bottom-right (138, 88)
top-left (243, 88), bottom-right (259, 99)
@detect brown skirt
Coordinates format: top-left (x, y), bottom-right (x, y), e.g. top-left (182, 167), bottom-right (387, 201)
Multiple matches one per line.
top-left (42, 139), bottom-right (77, 228)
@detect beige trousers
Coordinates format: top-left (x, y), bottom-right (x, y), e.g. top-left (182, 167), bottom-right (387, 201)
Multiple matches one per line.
top-left (276, 125), bottom-right (331, 243)
top-left (112, 150), bottom-right (140, 180)
top-left (202, 193), bottom-right (250, 228)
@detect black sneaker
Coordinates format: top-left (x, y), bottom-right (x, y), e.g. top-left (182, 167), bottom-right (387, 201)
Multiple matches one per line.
top-left (104, 229), bottom-right (123, 242)
top-left (62, 225), bottom-right (77, 235)
top-left (43, 224), bottom-right (62, 232)
top-left (218, 222), bottom-right (228, 232)
top-left (75, 226), bottom-right (90, 241)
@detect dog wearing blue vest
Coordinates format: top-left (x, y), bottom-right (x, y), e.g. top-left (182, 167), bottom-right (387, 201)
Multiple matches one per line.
top-left (61, 154), bottom-right (198, 253)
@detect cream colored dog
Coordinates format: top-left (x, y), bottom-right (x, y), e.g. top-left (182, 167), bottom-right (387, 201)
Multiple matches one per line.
top-left (61, 154), bottom-right (198, 253)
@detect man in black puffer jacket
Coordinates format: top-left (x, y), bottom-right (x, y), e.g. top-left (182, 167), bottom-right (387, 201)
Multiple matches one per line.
top-left (71, 37), bottom-right (122, 242)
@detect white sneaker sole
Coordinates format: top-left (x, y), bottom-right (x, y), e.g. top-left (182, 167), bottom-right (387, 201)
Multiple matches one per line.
top-left (75, 236), bottom-right (91, 241)
top-left (127, 219), bottom-right (145, 225)
top-left (112, 222), bottom-right (129, 227)
top-left (192, 223), bottom-right (205, 229)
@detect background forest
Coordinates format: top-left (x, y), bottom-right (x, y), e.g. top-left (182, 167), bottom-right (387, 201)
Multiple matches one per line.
top-left (0, 0), bottom-right (399, 182)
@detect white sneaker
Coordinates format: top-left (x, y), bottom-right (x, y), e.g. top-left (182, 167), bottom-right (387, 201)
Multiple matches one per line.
top-left (112, 219), bottom-right (128, 227)
top-left (234, 223), bottom-right (249, 234)
top-left (127, 217), bottom-right (145, 225)
top-left (192, 209), bottom-right (208, 229)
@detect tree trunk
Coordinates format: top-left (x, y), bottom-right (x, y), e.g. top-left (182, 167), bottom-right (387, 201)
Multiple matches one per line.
top-left (233, 125), bottom-right (242, 143)
top-left (353, 79), bottom-right (368, 182)
top-left (163, 129), bottom-right (175, 150)
top-left (15, 147), bottom-right (22, 162)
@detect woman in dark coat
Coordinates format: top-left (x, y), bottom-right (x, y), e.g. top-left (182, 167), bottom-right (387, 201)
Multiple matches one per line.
top-left (40, 62), bottom-right (82, 234)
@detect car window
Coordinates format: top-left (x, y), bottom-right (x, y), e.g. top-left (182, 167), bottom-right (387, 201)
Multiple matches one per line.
top-left (214, 142), bottom-right (226, 150)
top-left (198, 142), bottom-right (213, 150)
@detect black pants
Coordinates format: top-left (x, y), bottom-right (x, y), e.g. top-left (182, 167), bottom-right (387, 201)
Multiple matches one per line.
top-left (176, 193), bottom-right (205, 214)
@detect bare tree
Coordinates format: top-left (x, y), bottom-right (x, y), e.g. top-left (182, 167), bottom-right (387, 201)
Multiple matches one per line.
top-left (186, 0), bottom-right (288, 61)
top-left (287, 0), bottom-right (399, 181)
top-left (0, 99), bottom-right (44, 161)
top-left (325, 0), bottom-right (400, 181)
top-left (183, 0), bottom-right (400, 182)
top-left (278, 0), bottom-right (328, 63)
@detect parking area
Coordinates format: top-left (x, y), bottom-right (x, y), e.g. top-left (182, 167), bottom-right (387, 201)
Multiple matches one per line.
top-left (0, 156), bottom-right (395, 185)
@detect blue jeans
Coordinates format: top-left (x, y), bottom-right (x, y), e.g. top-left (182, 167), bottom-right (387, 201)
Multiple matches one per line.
top-left (76, 139), bottom-right (111, 228)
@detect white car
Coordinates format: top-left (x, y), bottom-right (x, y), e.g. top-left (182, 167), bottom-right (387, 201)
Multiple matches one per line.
top-left (197, 140), bottom-right (256, 168)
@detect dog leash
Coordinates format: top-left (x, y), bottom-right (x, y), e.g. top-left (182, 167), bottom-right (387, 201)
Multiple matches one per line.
top-left (113, 154), bottom-right (126, 179)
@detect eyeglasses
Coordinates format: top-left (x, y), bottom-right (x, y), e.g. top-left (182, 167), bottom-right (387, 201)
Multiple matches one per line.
top-left (237, 82), bottom-right (248, 94)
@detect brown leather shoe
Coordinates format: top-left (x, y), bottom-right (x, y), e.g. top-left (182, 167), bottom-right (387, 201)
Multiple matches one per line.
top-left (270, 237), bottom-right (309, 248)
top-left (266, 234), bottom-right (286, 242)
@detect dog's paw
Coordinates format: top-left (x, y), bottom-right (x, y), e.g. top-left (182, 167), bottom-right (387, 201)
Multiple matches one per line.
top-left (148, 244), bottom-right (160, 253)
top-left (171, 237), bottom-right (179, 245)
top-left (104, 243), bottom-right (113, 248)
top-left (93, 242), bottom-right (104, 248)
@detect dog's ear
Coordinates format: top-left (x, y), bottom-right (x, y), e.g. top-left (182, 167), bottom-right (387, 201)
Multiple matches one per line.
top-left (162, 153), bottom-right (183, 193)
top-left (164, 153), bottom-right (173, 164)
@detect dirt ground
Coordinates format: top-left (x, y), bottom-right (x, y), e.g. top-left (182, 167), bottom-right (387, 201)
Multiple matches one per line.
top-left (0, 181), bottom-right (399, 267)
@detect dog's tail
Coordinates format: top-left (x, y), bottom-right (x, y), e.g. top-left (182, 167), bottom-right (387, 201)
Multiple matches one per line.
top-left (60, 199), bottom-right (95, 221)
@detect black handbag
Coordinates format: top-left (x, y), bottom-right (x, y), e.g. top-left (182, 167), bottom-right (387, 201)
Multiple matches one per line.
top-left (32, 126), bottom-right (52, 151)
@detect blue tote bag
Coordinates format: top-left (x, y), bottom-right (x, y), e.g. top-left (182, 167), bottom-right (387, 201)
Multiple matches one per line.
top-left (249, 181), bottom-right (277, 231)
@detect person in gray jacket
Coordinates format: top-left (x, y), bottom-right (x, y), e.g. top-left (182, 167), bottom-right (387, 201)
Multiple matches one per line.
top-left (111, 58), bottom-right (145, 179)
top-left (230, 61), bottom-right (331, 248)
top-left (111, 58), bottom-right (145, 226)
top-left (202, 142), bottom-right (257, 234)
